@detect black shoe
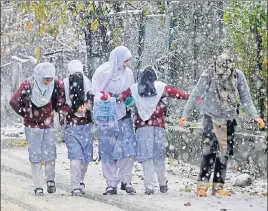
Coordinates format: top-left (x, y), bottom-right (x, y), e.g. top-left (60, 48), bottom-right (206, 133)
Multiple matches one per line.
top-left (34, 188), bottom-right (44, 196)
top-left (103, 186), bottom-right (117, 195)
top-left (47, 180), bottom-right (56, 193)
top-left (71, 188), bottom-right (83, 196)
top-left (144, 188), bottom-right (154, 195)
top-left (80, 182), bottom-right (86, 195)
top-left (160, 181), bottom-right (168, 193)
top-left (120, 182), bottom-right (126, 190)
top-left (121, 182), bottom-right (136, 194)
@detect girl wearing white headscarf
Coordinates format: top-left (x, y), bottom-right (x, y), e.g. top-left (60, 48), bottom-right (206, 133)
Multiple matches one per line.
top-left (116, 65), bottom-right (190, 195)
top-left (9, 62), bottom-right (61, 196)
top-left (92, 46), bottom-right (137, 195)
top-left (59, 60), bottom-right (95, 196)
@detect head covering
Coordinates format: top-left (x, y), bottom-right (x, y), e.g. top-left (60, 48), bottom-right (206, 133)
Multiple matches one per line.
top-left (63, 60), bottom-right (92, 110)
top-left (68, 59), bottom-right (84, 75)
top-left (92, 46), bottom-right (134, 120)
top-left (130, 66), bottom-right (166, 121)
top-left (208, 52), bottom-right (238, 111)
top-left (138, 65), bottom-right (158, 97)
top-left (30, 62), bottom-right (55, 107)
top-left (92, 46), bottom-right (133, 94)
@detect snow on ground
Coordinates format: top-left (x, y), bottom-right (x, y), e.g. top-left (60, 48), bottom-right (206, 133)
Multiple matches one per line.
top-left (1, 138), bottom-right (267, 211)
top-left (1, 124), bottom-right (25, 139)
top-left (1, 170), bottom-right (125, 211)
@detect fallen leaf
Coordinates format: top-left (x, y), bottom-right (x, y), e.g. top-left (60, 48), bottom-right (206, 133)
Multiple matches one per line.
top-left (249, 191), bottom-right (258, 196)
top-left (9, 139), bottom-right (27, 147)
top-left (229, 190), bottom-right (236, 194)
top-left (262, 193), bottom-right (267, 197)
top-left (185, 186), bottom-right (191, 192)
top-left (184, 202), bottom-right (191, 206)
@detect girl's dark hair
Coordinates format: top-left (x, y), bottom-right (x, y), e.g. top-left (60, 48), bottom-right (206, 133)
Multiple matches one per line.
top-left (69, 74), bottom-right (84, 110)
top-left (138, 66), bottom-right (157, 97)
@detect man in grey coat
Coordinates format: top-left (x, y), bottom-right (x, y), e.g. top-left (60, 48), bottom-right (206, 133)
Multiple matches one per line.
top-left (180, 52), bottom-right (265, 197)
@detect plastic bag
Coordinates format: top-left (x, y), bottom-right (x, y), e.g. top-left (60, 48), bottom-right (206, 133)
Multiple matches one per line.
top-left (93, 96), bottom-right (118, 131)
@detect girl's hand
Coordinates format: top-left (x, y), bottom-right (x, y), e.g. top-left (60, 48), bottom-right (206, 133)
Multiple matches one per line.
top-left (78, 103), bottom-right (87, 113)
top-left (100, 91), bottom-right (113, 100)
top-left (255, 117), bottom-right (265, 129)
top-left (196, 97), bottom-right (203, 105)
top-left (179, 116), bottom-right (188, 127)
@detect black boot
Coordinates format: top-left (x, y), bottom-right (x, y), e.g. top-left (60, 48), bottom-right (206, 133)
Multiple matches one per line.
top-left (120, 182), bottom-right (126, 190)
top-left (103, 186), bottom-right (117, 195)
top-left (160, 181), bottom-right (168, 193)
top-left (47, 180), bottom-right (56, 193)
top-left (144, 188), bottom-right (154, 195)
top-left (121, 182), bottom-right (136, 194)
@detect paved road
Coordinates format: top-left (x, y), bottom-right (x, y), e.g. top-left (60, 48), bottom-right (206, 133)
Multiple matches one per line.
top-left (1, 144), bottom-right (267, 211)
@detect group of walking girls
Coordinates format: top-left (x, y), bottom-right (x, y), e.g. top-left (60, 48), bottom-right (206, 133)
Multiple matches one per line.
top-left (9, 46), bottom-right (265, 197)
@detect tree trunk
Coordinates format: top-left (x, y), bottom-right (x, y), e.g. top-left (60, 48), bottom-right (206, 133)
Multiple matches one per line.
top-left (136, 11), bottom-right (145, 79)
top-left (84, 26), bottom-right (93, 79)
top-left (255, 19), bottom-right (265, 121)
top-left (217, 1), bottom-right (224, 53)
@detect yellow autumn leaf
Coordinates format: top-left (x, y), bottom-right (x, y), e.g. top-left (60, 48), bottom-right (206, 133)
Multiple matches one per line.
top-left (184, 186), bottom-right (191, 192)
top-left (91, 19), bottom-right (99, 31)
top-left (144, 8), bottom-right (151, 15)
top-left (87, 3), bottom-right (95, 12)
top-left (35, 46), bottom-right (41, 63)
top-left (40, 23), bottom-right (46, 34)
top-left (263, 57), bottom-right (268, 70)
top-left (168, 156), bottom-right (175, 166)
top-left (76, 3), bottom-right (85, 12)
top-left (9, 139), bottom-right (28, 147)
top-left (26, 23), bottom-right (33, 30)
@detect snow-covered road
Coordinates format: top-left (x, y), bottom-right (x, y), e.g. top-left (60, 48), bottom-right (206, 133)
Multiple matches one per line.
top-left (1, 143), bottom-right (267, 211)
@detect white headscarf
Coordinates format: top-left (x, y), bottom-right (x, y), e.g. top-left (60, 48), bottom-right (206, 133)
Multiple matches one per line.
top-left (130, 66), bottom-right (166, 121)
top-left (63, 60), bottom-right (92, 107)
top-left (30, 62), bottom-right (56, 107)
top-left (92, 46), bottom-right (134, 120)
